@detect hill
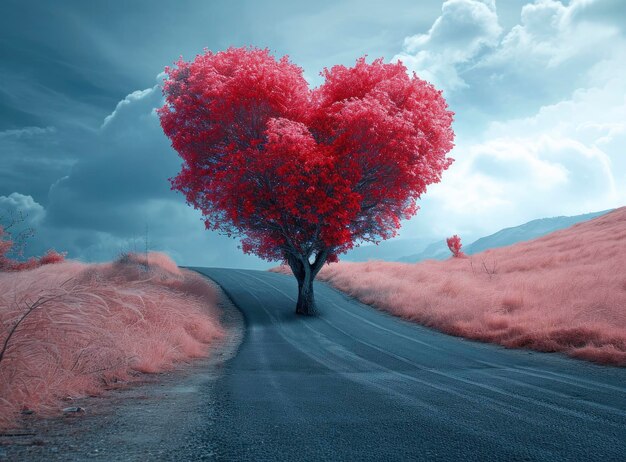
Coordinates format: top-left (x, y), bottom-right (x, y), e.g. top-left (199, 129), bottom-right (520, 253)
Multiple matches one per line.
top-left (313, 207), bottom-right (626, 366)
top-left (398, 209), bottom-right (612, 262)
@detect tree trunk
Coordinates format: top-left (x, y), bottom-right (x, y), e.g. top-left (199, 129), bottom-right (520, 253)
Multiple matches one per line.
top-left (295, 272), bottom-right (315, 315)
top-left (286, 249), bottom-right (328, 316)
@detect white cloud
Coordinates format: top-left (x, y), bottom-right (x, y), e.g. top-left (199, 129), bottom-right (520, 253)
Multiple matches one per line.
top-left (393, 0), bottom-right (502, 92)
top-left (101, 87), bottom-right (155, 129)
top-left (6, 1), bottom-right (624, 264)
top-left (484, 0), bottom-right (619, 70)
top-left (406, 132), bottom-right (619, 240)
top-left (410, 74), bottom-right (625, 236)
top-left (394, 0), bottom-right (624, 122)
top-left (397, 0), bottom-right (626, 243)
top-left (0, 193), bottom-right (46, 227)
top-left (33, 81), bottom-right (268, 268)
top-left (0, 126), bottom-right (56, 139)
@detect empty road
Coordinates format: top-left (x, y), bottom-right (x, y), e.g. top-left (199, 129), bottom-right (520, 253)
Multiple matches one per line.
top-left (192, 267), bottom-right (626, 461)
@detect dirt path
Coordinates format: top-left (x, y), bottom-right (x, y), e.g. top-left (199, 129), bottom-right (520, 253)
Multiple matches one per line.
top-left (0, 281), bottom-right (243, 462)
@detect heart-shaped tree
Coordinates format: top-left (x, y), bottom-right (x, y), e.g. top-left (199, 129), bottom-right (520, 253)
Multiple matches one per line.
top-left (159, 47), bottom-right (455, 315)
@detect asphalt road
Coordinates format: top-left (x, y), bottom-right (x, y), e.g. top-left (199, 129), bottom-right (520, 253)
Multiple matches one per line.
top-left (192, 267), bottom-right (626, 462)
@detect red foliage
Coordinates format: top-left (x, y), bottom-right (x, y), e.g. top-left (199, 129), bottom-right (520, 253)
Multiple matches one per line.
top-left (39, 249), bottom-right (66, 265)
top-left (446, 234), bottom-right (464, 258)
top-left (159, 47), bottom-right (454, 312)
top-left (159, 47), bottom-right (454, 260)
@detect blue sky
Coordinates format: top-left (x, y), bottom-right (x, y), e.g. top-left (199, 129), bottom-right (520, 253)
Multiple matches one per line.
top-left (1, 0), bottom-right (624, 268)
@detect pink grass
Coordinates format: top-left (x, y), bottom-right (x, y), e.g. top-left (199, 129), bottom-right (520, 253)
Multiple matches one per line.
top-left (273, 207), bottom-right (626, 366)
top-left (0, 252), bottom-right (223, 429)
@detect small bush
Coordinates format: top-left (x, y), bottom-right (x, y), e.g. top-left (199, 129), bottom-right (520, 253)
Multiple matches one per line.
top-left (38, 249), bottom-right (67, 266)
top-left (446, 234), bottom-right (465, 258)
top-left (0, 226), bottom-right (65, 272)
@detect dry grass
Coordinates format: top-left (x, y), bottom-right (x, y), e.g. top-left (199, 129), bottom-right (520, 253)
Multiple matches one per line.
top-left (273, 207), bottom-right (626, 366)
top-left (0, 252), bottom-right (223, 429)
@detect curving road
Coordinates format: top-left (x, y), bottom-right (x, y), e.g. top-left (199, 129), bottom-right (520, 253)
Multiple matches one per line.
top-left (192, 267), bottom-right (626, 462)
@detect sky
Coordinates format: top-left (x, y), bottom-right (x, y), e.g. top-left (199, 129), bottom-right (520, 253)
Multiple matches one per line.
top-left (1, 0), bottom-right (624, 268)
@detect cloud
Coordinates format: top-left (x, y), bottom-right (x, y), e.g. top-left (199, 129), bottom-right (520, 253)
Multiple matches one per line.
top-left (463, 134), bottom-right (614, 207)
top-left (47, 83), bottom-right (174, 229)
top-left (101, 88), bottom-right (154, 129)
top-left (404, 132), bottom-right (619, 241)
top-left (394, 0), bottom-right (625, 127)
top-left (2, 0), bottom-right (623, 265)
top-left (393, 0), bottom-right (502, 92)
top-left (0, 193), bottom-right (46, 228)
top-left (418, 94), bottom-right (624, 241)
top-left (398, 0), bottom-right (626, 242)
top-left (27, 1), bottom-right (625, 262)
top-left (0, 126), bottom-right (56, 139)
top-left (483, 0), bottom-right (619, 75)
top-left (0, 126), bottom-right (75, 203)
top-left (567, 0), bottom-right (626, 31)
top-left (482, 71), bottom-right (626, 203)
top-left (28, 78), bottom-right (268, 268)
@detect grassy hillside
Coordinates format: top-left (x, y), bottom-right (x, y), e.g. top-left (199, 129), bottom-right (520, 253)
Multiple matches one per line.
top-left (0, 253), bottom-right (223, 429)
top-left (398, 209), bottom-right (612, 263)
top-left (281, 207), bottom-right (626, 366)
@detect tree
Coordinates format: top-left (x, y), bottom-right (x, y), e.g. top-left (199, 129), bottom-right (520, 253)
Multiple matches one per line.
top-left (446, 235), bottom-right (464, 258)
top-left (159, 47), bottom-right (455, 315)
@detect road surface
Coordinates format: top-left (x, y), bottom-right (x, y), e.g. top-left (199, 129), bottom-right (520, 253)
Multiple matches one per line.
top-left (192, 267), bottom-right (626, 462)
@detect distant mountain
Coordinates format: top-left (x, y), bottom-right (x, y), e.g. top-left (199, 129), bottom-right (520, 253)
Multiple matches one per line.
top-left (464, 209), bottom-right (612, 255)
top-left (398, 209), bottom-right (613, 263)
top-left (397, 240), bottom-right (449, 263)
top-left (342, 237), bottom-right (432, 262)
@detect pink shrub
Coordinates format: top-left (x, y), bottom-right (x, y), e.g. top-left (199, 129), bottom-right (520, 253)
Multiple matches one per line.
top-left (0, 252), bottom-right (223, 429)
top-left (38, 249), bottom-right (66, 265)
top-left (0, 227), bottom-right (12, 257)
top-left (0, 226), bottom-right (17, 271)
top-left (116, 251), bottom-right (182, 276)
top-left (0, 226), bottom-right (66, 271)
top-left (446, 234), bottom-right (464, 258)
top-left (7, 257), bottom-right (40, 272)
top-left (273, 207), bottom-right (626, 366)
